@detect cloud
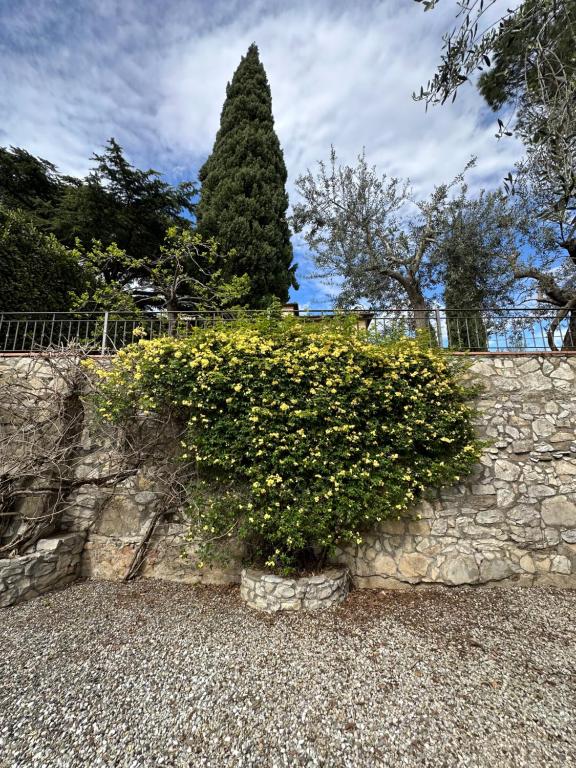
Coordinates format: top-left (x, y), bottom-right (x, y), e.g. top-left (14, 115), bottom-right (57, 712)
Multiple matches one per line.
top-left (0, 0), bottom-right (524, 303)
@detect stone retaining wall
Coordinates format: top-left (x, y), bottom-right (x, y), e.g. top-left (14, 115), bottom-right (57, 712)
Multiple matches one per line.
top-left (1, 354), bottom-right (575, 600)
top-left (0, 533), bottom-right (85, 607)
top-left (338, 355), bottom-right (576, 588)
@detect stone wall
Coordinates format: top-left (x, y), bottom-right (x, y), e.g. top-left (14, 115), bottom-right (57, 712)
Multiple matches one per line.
top-left (1, 353), bottom-right (575, 603)
top-left (0, 533), bottom-right (85, 607)
top-left (240, 568), bottom-right (349, 612)
top-left (79, 479), bottom-right (240, 586)
top-left (339, 355), bottom-right (576, 588)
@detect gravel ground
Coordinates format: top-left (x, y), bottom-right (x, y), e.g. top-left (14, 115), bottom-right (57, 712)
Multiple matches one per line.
top-left (0, 580), bottom-right (575, 768)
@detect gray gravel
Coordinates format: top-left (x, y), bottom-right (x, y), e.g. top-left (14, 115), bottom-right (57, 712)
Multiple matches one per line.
top-left (0, 580), bottom-right (575, 768)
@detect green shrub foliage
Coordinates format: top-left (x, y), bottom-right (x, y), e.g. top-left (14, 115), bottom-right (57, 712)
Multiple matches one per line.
top-left (93, 318), bottom-right (481, 570)
top-left (0, 207), bottom-right (86, 311)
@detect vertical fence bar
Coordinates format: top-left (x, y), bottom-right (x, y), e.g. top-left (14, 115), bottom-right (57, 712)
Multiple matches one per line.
top-left (101, 311), bottom-right (109, 355)
top-left (434, 308), bottom-right (443, 348)
top-left (12, 321), bottom-right (19, 351)
top-left (48, 313), bottom-right (55, 347)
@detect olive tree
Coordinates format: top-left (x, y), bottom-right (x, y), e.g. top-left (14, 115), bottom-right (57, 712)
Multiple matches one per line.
top-left (292, 149), bottom-right (474, 331)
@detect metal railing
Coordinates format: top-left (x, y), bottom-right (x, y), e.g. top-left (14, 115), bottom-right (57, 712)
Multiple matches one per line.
top-left (0, 307), bottom-right (574, 354)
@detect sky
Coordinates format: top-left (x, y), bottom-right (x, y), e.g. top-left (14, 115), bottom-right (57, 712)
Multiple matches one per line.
top-left (0, 0), bottom-right (524, 306)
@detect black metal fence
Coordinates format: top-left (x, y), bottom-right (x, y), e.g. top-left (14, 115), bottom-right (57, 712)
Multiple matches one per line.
top-left (0, 307), bottom-right (574, 354)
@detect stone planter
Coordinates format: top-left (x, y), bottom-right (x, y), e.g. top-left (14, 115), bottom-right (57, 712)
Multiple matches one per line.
top-left (240, 567), bottom-right (349, 612)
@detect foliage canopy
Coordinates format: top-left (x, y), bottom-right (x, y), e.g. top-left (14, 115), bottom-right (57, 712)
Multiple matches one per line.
top-left (93, 318), bottom-right (481, 571)
top-left (0, 140), bottom-right (197, 305)
top-left (197, 44), bottom-right (297, 307)
top-left (0, 207), bottom-right (86, 312)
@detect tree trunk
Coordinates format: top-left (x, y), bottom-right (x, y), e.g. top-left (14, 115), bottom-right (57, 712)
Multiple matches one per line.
top-left (547, 298), bottom-right (576, 351)
top-left (409, 293), bottom-right (437, 344)
top-left (412, 299), bottom-right (430, 333)
top-left (562, 308), bottom-right (576, 351)
top-left (166, 300), bottom-right (179, 337)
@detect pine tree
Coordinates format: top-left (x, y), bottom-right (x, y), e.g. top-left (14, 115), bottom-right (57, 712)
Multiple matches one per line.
top-left (196, 44), bottom-right (297, 307)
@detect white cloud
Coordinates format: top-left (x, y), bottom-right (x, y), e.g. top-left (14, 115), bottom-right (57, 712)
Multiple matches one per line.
top-left (0, 0), bottom-right (524, 303)
top-left (0, 0), bottom-right (522, 182)
top-left (156, 1), bottom-right (523, 194)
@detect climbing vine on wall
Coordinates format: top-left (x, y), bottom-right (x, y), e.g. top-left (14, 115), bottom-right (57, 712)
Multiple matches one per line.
top-left (90, 316), bottom-right (482, 570)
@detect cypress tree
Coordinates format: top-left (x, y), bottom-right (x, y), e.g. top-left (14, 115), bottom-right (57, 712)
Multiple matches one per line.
top-left (196, 44), bottom-right (297, 307)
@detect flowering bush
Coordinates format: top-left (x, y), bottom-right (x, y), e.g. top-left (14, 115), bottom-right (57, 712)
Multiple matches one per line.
top-left (91, 316), bottom-right (481, 571)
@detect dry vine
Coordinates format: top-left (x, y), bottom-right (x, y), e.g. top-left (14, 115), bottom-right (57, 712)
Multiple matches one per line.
top-left (0, 347), bottom-right (197, 578)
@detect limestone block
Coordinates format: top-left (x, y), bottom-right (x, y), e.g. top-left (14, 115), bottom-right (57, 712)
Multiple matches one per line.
top-left (494, 460), bottom-right (522, 481)
top-left (415, 539), bottom-right (445, 556)
top-left (407, 520), bottom-right (431, 536)
top-left (507, 505), bottom-right (541, 526)
top-left (35, 538), bottom-right (62, 552)
top-left (358, 576), bottom-right (411, 590)
top-left (527, 485), bottom-right (555, 498)
top-left (551, 555), bottom-right (571, 574)
top-left (518, 359), bottom-right (541, 374)
top-left (25, 559), bottom-right (56, 578)
top-left (430, 519), bottom-right (449, 536)
top-left (549, 432), bottom-right (576, 445)
top-left (475, 509), bottom-right (505, 525)
top-left (509, 524), bottom-right (544, 546)
top-left (535, 573), bottom-right (576, 588)
top-left (414, 500), bottom-right (435, 519)
top-left (543, 528), bottom-right (561, 547)
top-left (480, 557), bottom-right (514, 582)
top-left (550, 366), bottom-right (575, 381)
top-left (371, 553), bottom-right (397, 577)
top-left (535, 557), bottom-right (551, 572)
top-left (471, 483), bottom-right (497, 496)
top-left (379, 519), bottom-right (406, 535)
top-left (466, 495), bottom-right (497, 511)
top-left (518, 373), bottom-right (553, 391)
top-left (397, 553), bottom-right (430, 579)
top-left (95, 496), bottom-right (147, 537)
top-left (441, 555), bottom-right (479, 585)
top-left (555, 460), bottom-right (576, 476)
top-left (457, 520), bottom-right (494, 538)
top-left (541, 496), bottom-right (576, 527)
top-left (519, 554), bottom-right (536, 573)
top-left (276, 584), bottom-right (296, 599)
top-left (532, 418), bottom-right (556, 437)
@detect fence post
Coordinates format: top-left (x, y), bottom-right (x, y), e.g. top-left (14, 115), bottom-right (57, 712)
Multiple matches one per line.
top-left (435, 308), bottom-right (443, 348)
top-left (101, 311), bottom-right (109, 356)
